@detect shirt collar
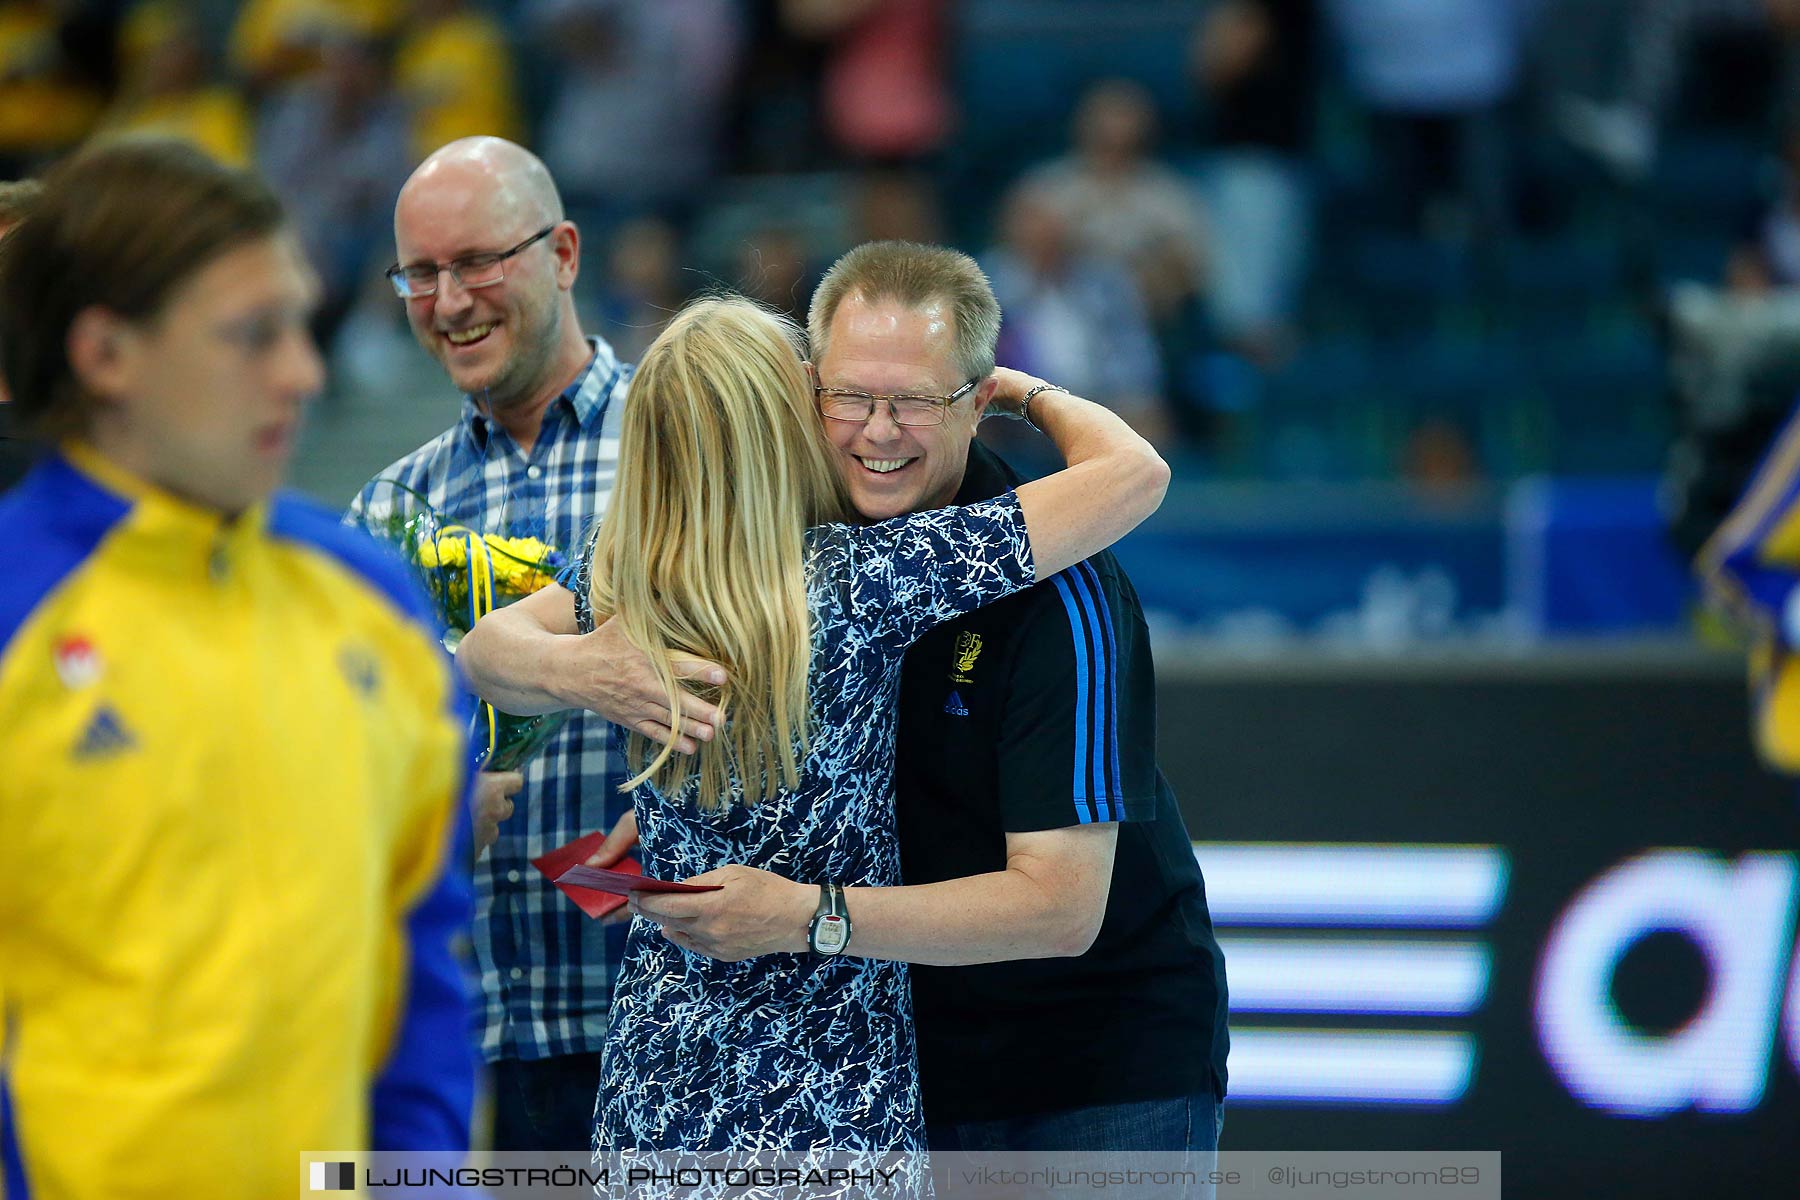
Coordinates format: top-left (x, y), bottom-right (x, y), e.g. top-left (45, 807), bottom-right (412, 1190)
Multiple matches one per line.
top-left (460, 336), bottom-right (618, 449)
top-left (61, 440), bottom-right (270, 576)
top-left (952, 441), bottom-right (1024, 506)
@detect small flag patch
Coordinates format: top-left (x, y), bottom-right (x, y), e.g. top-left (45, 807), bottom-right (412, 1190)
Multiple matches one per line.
top-left (310, 1161), bottom-right (355, 1191)
top-left (53, 635), bottom-right (101, 688)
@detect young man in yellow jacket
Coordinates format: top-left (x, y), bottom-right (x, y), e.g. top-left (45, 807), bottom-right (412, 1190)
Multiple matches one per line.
top-left (0, 137), bottom-right (475, 1198)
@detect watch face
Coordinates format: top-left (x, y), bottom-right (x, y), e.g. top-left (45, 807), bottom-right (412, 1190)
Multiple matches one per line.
top-left (812, 913), bottom-right (849, 954)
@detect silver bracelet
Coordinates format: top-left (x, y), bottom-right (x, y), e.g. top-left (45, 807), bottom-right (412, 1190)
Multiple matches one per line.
top-left (1018, 383), bottom-right (1068, 433)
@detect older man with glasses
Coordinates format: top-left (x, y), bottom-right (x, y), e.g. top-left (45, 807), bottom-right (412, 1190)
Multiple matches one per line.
top-left (460, 241), bottom-right (1230, 1165)
top-left (347, 136), bottom-right (722, 1152)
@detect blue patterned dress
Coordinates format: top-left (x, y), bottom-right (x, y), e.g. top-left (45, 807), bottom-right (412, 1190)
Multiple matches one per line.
top-left (567, 495), bottom-right (1034, 1166)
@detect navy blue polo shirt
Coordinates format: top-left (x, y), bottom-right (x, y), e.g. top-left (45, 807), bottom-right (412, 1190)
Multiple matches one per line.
top-left (897, 442), bottom-right (1230, 1124)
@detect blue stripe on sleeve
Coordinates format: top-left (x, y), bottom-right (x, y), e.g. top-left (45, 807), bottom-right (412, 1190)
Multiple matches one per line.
top-left (1051, 572), bottom-right (1097, 824)
top-left (2, 1066), bottom-right (31, 1200)
top-left (1077, 559), bottom-right (1125, 812)
top-left (369, 771), bottom-right (477, 1151)
top-left (1065, 565), bottom-right (1114, 820)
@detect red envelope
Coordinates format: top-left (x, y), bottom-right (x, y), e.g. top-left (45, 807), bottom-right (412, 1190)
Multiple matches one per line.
top-left (530, 830), bottom-right (631, 919)
top-left (555, 864), bottom-right (724, 895)
top-left (530, 832), bottom-right (724, 920)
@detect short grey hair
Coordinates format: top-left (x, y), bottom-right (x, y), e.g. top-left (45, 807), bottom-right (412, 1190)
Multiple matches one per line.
top-left (807, 240), bottom-right (1001, 383)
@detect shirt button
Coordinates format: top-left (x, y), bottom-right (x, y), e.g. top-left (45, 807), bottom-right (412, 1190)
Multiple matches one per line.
top-left (526, 465), bottom-right (543, 479)
top-left (510, 967), bottom-right (524, 980)
top-left (507, 870), bottom-right (521, 883)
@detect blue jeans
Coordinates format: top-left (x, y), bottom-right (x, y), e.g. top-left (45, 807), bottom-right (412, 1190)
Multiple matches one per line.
top-left (929, 1091), bottom-right (1224, 1198)
top-left (489, 1050), bottom-right (603, 1152)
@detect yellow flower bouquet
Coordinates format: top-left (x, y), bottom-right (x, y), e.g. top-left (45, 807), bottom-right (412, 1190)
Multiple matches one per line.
top-left (361, 486), bottom-right (570, 772)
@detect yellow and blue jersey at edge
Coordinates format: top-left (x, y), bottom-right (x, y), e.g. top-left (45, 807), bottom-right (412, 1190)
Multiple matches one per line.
top-left (0, 446), bottom-right (476, 1199)
top-left (1698, 400), bottom-right (1800, 771)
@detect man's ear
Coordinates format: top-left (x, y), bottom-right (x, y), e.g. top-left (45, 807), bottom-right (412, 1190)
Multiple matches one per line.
top-left (66, 307), bottom-right (140, 403)
top-left (552, 219), bottom-right (580, 291)
top-left (968, 374), bottom-right (999, 425)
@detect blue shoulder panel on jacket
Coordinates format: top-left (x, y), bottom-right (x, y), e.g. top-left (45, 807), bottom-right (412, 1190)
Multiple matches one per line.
top-left (268, 492), bottom-right (438, 634)
top-left (2, 1066), bottom-right (32, 1200)
top-left (0, 456), bottom-right (133, 651)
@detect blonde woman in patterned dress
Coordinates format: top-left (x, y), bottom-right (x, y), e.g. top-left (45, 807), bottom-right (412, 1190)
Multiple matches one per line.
top-left (466, 291), bottom-right (1166, 1180)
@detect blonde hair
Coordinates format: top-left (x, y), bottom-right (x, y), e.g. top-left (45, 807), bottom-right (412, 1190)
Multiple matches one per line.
top-left (588, 296), bottom-right (854, 808)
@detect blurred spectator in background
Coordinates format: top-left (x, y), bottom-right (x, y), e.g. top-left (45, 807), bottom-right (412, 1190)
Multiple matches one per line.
top-left (230, 0), bottom-right (402, 93)
top-left (1020, 78), bottom-right (1209, 449)
top-left (1325, 0), bottom-right (1528, 243)
top-left (1191, 0), bottom-right (1318, 364)
top-left (0, 0), bottom-right (1733, 496)
top-left (785, 0), bottom-right (951, 165)
top-left (734, 223), bottom-right (815, 320)
top-left (984, 183), bottom-right (1167, 447)
top-left (96, 1), bottom-right (252, 165)
top-left (394, 0), bottom-right (523, 160)
top-left (1024, 79), bottom-right (1211, 331)
top-left (851, 166), bottom-right (944, 245)
top-left (257, 24), bottom-right (410, 354)
top-left (529, 0), bottom-right (743, 233)
top-left (0, 176), bottom-right (42, 489)
top-left (0, 0), bottom-right (112, 175)
top-left (730, 0), bottom-right (828, 172)
top-left (1662, 136), bottom-right (1800, 562)
top-left (593, 215), bottom-right (686, 362)
top-left (1400, 414), bottom-right (1483, 492)
top-left (1559, 0), bottom-right (1800, 184)
top-left (1727, 122), bottom-right (1800, 293)
top-left (1697, 393), bottom-right (1800, 772)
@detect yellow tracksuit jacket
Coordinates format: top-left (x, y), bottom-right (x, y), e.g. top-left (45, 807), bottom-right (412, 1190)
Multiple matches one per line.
top-left (0, 446), bottom-right (475, 1198)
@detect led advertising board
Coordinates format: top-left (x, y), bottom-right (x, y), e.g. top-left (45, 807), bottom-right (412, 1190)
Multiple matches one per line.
top-left (1161, 667), bottom-right (1800, 1197)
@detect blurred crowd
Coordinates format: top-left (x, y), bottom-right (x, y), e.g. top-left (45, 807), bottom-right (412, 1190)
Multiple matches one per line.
top-left (8, 0), bottom-right (1800, 485)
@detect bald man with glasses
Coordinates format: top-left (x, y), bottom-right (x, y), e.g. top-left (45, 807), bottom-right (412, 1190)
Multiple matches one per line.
top-left (347, 137), bottom-right (720, 1152)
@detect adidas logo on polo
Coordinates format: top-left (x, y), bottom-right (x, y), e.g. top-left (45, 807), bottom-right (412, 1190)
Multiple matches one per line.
top-left (72, 705), bottom-right (136, 761)
top-left (943, 690), bottom-right (969, 717)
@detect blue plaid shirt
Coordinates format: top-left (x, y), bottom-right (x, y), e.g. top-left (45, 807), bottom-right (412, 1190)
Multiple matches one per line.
top-left (348, 338), bottom-right (631, 1063)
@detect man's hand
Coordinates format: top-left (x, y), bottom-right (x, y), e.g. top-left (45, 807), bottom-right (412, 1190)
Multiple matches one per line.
top-left (458, 589), bottom-right (728, 752)
top-left (570, 617), bottom-right (727, 753)
top-left (982, 366), bottom-right (1046, 419)
top-left (473, 770), bottom-right (524, 856)
top-left (585, 808), bottom-right (638, 867)
top-left (629, 865), bottom-right (816, 961)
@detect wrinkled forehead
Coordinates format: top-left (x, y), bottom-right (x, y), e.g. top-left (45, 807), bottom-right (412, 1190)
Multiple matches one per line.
top-left (819, 294), bottom-right (960, 387)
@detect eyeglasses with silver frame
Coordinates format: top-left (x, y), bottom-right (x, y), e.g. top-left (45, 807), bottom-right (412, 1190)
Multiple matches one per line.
top-left (385, 226), bottom-right (556, 299)
top-left (815, 378), bottom-right (981, 427)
